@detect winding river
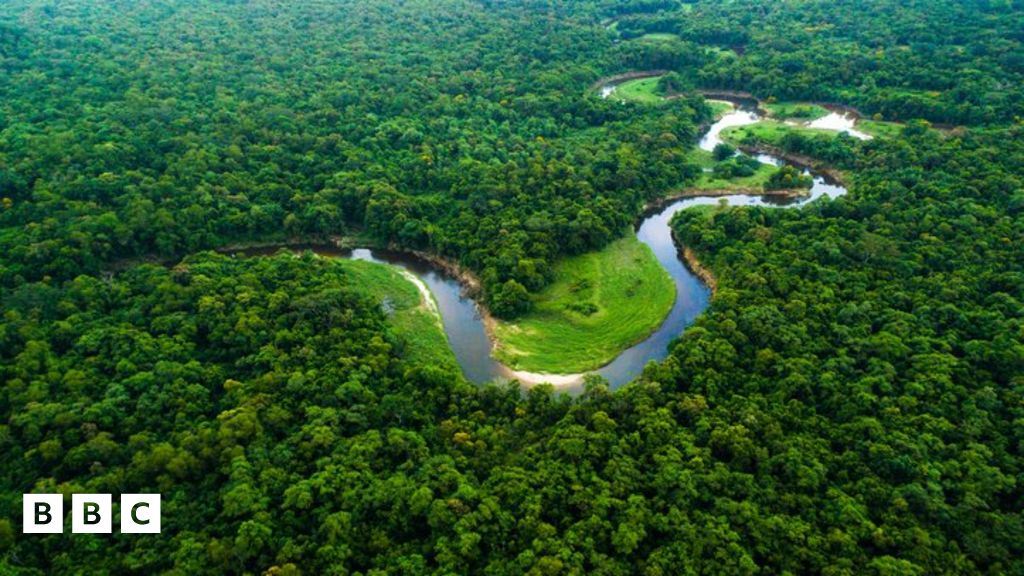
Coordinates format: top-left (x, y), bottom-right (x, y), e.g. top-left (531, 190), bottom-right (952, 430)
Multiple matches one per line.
top-left (243, 95), bottom-right (848, 391)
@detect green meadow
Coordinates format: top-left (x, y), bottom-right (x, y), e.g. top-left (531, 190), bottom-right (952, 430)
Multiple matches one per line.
top-left (857, 119), bottom-right (904, 138)
top-left (763, 103), bottom-right (906, 139)
top-left (638, 32), bottom-right (680, 42)
top-left (492, 236), bottom-right (675, 373)
top-left (689, 148), bottom-right (776, 191)
top-left (721, 120), bottom-right (837, 146)
top-left (338, 259), bottom-right (459, 371)
top-left (723, 117), bottom-right (905, 146)
top-left (707, 99), bottom-right (735, 119)
top-left (764, 101), bottom-right (830, 120)
top-left (612, 76), bottom-right (665, 104)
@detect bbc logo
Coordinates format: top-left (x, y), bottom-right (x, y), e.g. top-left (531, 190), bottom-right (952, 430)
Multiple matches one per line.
top-left (23, 494), bottom-right (160, 534)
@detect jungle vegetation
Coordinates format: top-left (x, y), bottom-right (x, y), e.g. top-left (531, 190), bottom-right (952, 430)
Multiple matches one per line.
top-left (1, 0), bottom-right (1022, 574)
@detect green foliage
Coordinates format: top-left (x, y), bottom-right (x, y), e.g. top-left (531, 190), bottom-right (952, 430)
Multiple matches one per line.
top-left (670, 124), bottom-right (1024, 575)
top-left (706, 98), bottom-right (735, 119)
top-left (764, 165), bottom-right (814, 190)
top-left (712, 142), bottom-right (736, 161)
top-left (612, 0), bottom-right (1024, 124)
top-left (765, 101), bottom-right (829, 120)
top-left (723, 120), bottom-right (861, 167)
top-left (490, 279), bottom-right (532, 318)
top-left (609, 76), bottom-right (666, 103)
top-left (656, 71), bottom-right (687, 95)
top-left (1, 252), bottom-right (471, 573)
top-left (639, 32), bottom-right (681, 42)
top-left (857, 119), bottom-right (905, 139)
top-left (713, 154), bottom-right (762, 179)
top-left (690, 147), bottom-right (778, 191)
top-left (339, 258), bottom-right (459, 370)
top-left (723, 120), bottom-right (838, 146)
top-left (0, 0), bottom-right (710, 316)
top-left (492, 236), bottom-right (675, 373)
top-left (1, 0), bottom-right (1023, 574)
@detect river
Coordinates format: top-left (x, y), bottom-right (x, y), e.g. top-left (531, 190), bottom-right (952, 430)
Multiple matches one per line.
top-left (241, 97), bottom-right (847, 391)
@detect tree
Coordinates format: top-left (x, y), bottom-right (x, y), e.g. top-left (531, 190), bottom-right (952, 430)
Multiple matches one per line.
top-left (713, 142), bottom-right (737, 161)
top-left (764, 165), bottom-right (813, 190)
top-left (490, 279), bottom-right (531, 318)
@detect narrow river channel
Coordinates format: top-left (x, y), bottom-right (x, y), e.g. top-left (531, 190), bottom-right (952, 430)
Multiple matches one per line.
top-left (241, 95), bottom-right (848, 391)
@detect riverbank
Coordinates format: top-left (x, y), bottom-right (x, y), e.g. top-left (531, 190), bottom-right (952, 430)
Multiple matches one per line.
top-left (590, 69), bottom-right (667, 91)
top-left (735, 144), bottom-right (848, 186)
top-left (210, 235), bottom-right (490, 302)
top-left (679, 243), bottom-right (718, 294)
top-left (610, 76), bottom-right (668, 103)
top-left (638, 186), bottom-right (810, 224)
top-left (593, 71), bottom-right (891, 138)
top-left (341, 257), bottom-right (457, 369)
top-left (409, 249), bottom-right (482, 298)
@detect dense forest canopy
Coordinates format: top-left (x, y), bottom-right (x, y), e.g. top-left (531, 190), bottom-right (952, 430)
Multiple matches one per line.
top-left (0, 0), bottom-right (715, 316)
top-left (2, 0), bottom-right (1023, 574)
top-left (610, 0), bottom-right (1024, 124)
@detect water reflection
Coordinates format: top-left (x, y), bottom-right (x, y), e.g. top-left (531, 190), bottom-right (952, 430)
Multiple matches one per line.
top-left (808, 111), bottom-right (872, 140)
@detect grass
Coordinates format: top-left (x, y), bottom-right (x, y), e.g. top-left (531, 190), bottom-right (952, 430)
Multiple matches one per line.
top-left (685, 119), bottom-right (840, 193)
top-left (338, 259), bottom-right (459, 371)
top-left (690, 148), bottom-right (777, 190)
top-left (857, 119), bottom-right (903, 138)
top-left (638, 32), bottom-right (679, 42)
top-left (764, 101), bottom-right (829, 121)
top-left (707, 99), bottom-right (735, 119)
top-left (763, 103), bottom-right (904, 139)
top-left (612, 76), bottom-right (665, 104)
top-left (724, 118), bottom-right (906, 147)
top-left (705, 46), bottom-right (736, 57)
top-left (721, 120), bottom-right (837, 147)
top-left (492, 236), bottom-right (675, 373)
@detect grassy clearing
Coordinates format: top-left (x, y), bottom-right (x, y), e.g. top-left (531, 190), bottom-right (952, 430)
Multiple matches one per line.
top-left (708, 99), bottom-right (735, 119)
top-left (765, 101), bottom-right (829, 120)
top-left (492, 236), bottom-right (675, 373)
top-left (339, 259), bottom-right (459, 370)
top-left (690, 148), bottom-right (777, 190)
top-left (721, 120), bottom-right (836, 147)
top-left (686, 120), bottom-right (833, 192)
top-left (612, 76), bottom-right (665, 104)
top-left (763, 104), bottom-right (903, 139)
top-left (638, 32), bottom-right (680, 42)
top-left (857, 119), bottom-right (903, 138)
top-left (705, 46), bottom-right (736, 58)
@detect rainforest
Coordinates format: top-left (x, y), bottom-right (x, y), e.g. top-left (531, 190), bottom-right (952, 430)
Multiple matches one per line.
top-left (1, 0), bottom-right (1022, 574)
